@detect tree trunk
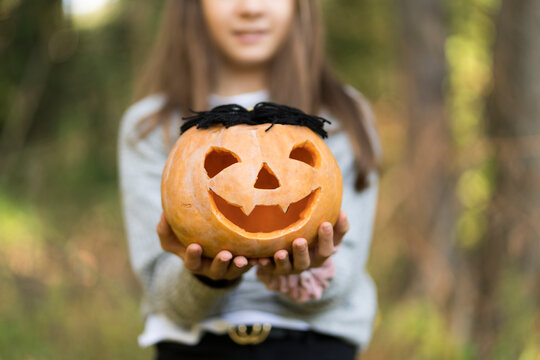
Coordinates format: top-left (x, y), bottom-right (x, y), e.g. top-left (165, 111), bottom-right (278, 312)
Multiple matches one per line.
top-left (473, 0), bottom-right (540, 358)
top-left (397, 0), bottom-right (456, 307)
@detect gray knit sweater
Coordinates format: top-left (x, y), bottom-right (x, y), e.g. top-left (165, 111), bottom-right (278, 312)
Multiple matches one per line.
top-left (118, 90), bottom-right (379, 351)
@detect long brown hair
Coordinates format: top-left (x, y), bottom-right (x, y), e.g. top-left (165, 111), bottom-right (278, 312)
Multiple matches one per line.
top-left (136, 0), bottom-right (379, 190)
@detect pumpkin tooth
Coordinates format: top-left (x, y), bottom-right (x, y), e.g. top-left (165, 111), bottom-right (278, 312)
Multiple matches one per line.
top-left (241, 201), bottom-right (257, 216)
top-left (279, 202), bottom-right (290, 213)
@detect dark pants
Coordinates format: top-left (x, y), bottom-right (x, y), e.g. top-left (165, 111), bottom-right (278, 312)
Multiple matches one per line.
top-left (155, 329), bottom-right (357, 360)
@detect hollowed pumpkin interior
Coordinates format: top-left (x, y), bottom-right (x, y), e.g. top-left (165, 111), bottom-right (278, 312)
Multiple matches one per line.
top-left (254, 163), bottom-right (280, 189)
top-left (204, 147), bottom-right (239, 178)
top-left (289, 141), bottom-right (320, 168)
top-left (210, 188), bottom-right (320, 234)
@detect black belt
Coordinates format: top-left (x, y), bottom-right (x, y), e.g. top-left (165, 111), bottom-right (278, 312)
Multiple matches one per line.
top-left (156, 329), bottom-right (358, 359)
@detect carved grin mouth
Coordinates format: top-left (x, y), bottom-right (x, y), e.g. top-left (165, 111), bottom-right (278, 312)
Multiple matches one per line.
top-left (209, 189), bottom-right (320, 234)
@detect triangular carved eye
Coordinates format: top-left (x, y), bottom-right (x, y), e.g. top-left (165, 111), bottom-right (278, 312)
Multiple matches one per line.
top-left (289, 141), bottom-right (320, 168)
top-left (204, 147), bottom-right (240, 178)
top-left (254, 163), bottom-right (280, 189)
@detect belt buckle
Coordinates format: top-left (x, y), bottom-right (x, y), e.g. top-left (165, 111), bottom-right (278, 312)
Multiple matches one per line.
top-left (228, 323), bottom-right (272, 345)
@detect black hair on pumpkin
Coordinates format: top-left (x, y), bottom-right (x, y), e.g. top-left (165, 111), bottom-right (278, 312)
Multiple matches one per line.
top-left (181, 102), bottom-right (331, 138)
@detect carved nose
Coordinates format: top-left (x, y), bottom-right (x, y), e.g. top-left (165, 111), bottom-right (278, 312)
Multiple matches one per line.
top-left (254, 163), bottom-right (280, 189)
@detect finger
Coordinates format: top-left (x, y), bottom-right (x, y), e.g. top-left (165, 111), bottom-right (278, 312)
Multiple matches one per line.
top-left (159, 236), bottom-right (186, 256)
top-left (317, 222), bottom-right (334, 258)
top-left (256, 258), bottom-right (275, 274)
top-left (267, 277), bottom-right (280, 290)
top-left (184, 244), bottom-right (203, 271)
top-left (279, 276), bottom-right (289, 293)
top-left (156, 214), bottom-right (172, 237)
top-left (209, 250), bottom-right (232, 279)
top-left (333, 211), bottom-right (350, 246)
top-left (157, 215), bottom-right (186, 256)
top-left (298, 287), bottom-right (311, 302)
top-left (292, 238), bottom-right (310, 271)
top-left (256, 267), bottom-right (271, 283)
top-left (288, 274), bottom-right (298, 288)
top-left (256, 268), bottom-right (276, 290)
top-left (288, 276), bottom-right (300, 300)
top-left (233, 256), bottom-right (248, 268)
top-left (274, 250), bottom-right (292, 275)
top-left (258, 258), bottom-right (272, 267)
top-left (248, 258), bottom-right (259, 266)
top-left (227, 256), bottom-right (251, 279)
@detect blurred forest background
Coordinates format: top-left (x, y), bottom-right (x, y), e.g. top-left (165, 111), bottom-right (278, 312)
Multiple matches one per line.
top-left (1, 0), bottom-right (539, 359)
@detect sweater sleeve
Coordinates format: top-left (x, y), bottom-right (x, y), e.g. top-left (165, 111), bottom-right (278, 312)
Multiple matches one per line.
top-left (118, 96), bottom-right (238, 325)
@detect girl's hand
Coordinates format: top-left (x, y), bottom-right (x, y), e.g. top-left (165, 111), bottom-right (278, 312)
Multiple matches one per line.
top-left (257, 211), bottom-right (350, 276)
top-left (157, 214), bottom-right (253, 281)
top-left (256, 256), bottom-right (336, 302)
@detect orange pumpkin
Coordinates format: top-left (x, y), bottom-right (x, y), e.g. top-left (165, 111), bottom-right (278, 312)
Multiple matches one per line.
top-left (161, 103), bottom-right (343, 258)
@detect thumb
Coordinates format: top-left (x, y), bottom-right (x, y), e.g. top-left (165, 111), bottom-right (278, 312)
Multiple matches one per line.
top-left (157, 214), bottom-right (186, 256)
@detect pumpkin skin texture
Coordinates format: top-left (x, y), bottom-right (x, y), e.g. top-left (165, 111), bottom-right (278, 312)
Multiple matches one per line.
top-left (161, 124), bottom-right (343, 258)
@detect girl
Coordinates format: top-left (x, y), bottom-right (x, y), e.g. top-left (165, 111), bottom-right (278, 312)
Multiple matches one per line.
top-left (118, 0), bottom-right (381, 359)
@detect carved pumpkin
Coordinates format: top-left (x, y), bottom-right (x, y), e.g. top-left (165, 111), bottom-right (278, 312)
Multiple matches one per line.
top-left (161, 103), bottom-right (343, 258)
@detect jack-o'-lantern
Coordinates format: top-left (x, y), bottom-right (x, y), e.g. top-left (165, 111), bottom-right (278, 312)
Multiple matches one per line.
top-left (161, 103), bottom-right (343, 258)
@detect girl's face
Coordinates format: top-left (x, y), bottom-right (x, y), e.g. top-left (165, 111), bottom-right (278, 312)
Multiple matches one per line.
top-left (201, 0), bottom-right (295, 67)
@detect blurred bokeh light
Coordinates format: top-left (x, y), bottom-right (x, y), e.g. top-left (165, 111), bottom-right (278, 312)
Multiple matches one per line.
top-left (62, 0), bottom-right (116, 16)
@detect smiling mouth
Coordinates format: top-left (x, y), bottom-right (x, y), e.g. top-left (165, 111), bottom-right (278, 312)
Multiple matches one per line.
top-left (209, 189), bottom-right (320, 234)
top-left (234, 29), bottom-right (268, 35)
top-left (233, 30), bottom-right (268, 44)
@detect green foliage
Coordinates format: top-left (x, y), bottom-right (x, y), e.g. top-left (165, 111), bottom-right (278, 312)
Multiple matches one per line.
top-left (323, 0), bottom-right (398, 99)
top-left (455, 162), bottom-right (493, 249)
top-left (492, 268), bottom-right (540, 360)
top-left (0, 187), bottom-right (151, 359)
top-left (0, 1), bottom-right (154, 357)
top-left (445, 0), bottom-right (499, 252)
top-left (385, 300), bottom-right (475, 360)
